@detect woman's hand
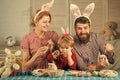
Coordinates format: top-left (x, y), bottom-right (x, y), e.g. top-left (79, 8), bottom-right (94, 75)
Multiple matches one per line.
top-left (36, 46), bottom-right (49, 57)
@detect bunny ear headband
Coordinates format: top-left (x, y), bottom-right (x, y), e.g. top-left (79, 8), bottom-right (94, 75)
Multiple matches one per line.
top-left (70, 3), bottom-right (95, 23)
top-left (61, 27), bottom-right (70, 37)
top-left (34, 0), bottom-right (55, 22)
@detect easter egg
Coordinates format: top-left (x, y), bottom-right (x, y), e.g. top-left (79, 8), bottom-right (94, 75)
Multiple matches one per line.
top-left (86, 72), bottom-right (92, 77)
top-left (93, 71), bottom-right (99, 76)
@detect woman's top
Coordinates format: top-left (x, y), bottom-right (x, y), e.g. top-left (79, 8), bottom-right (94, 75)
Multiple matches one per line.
top-left (20, 31), bottom-right (58, 71)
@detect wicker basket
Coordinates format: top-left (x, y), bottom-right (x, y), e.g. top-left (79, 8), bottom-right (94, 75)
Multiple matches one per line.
top-left (47, 69), bottom-right (64, 77)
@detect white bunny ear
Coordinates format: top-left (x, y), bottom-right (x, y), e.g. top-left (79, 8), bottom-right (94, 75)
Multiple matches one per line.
top-left (5, 48), bottom-right (11, 54)
top-left (66, 27), bottom-right (69, 34)
top-left (34, 0), bottom-right (55, 22)
top-left (61, 27), bottom-right (66, 34)
top-left (83, 3), bottom-right (95, 18)
top-left (70, 4), bottom-right (81, 18)
top-left (41, 0), bottom-right (54, 11)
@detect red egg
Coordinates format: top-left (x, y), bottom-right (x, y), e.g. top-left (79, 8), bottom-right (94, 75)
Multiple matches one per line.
top-left (38, 69), bottom-right (43, 72)
top-left (78, 71), bottom-right (83, 77)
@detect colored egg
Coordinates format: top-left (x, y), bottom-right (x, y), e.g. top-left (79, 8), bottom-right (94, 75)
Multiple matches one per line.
top-left (93, 71), bottom-right (99, 76)
top-left (86, 72), bottom-right (92, 77)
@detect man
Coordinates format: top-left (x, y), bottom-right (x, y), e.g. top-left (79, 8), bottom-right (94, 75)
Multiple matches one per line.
top-left (73, 16), bottom-right (114, 70)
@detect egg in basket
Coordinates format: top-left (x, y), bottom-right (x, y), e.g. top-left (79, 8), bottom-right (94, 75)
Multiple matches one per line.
top-left (32, 69), bottom-right (48, 76)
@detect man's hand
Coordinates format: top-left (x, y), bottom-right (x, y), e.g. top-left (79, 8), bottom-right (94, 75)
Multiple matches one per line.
top-left (98, 54), bottom-right (109, 67)
top-left (105, 43), bottom-right (114, 55)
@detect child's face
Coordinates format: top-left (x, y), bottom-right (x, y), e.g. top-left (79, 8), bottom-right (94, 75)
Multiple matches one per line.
top-left (59, 46), bottom-right (72, 55)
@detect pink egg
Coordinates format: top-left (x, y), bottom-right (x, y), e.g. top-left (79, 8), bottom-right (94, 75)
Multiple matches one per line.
top-left (78, 71), bottom-right (83, 77)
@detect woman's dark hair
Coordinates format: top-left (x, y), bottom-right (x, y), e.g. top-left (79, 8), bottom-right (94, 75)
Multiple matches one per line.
top-left (74, 16), bottom-right (90, 27)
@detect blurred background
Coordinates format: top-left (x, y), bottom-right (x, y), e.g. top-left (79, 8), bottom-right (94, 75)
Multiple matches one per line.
top-left (0, 0), bottom-right (120, 46)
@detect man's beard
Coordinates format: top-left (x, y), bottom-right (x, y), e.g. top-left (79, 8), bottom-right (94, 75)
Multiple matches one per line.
top-left (77, 33), bottom-right (90, 43)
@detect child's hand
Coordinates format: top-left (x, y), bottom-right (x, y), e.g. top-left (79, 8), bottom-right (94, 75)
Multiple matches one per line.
top-left (52, 50), bottom-right (60, 59)
top-left (66, 47), bottom-right (74, 66)
top-left (66, 47), bottom-right (73, 57)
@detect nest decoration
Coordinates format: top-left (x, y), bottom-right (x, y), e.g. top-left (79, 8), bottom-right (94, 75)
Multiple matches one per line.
top-left (99, 70), bottom-right (118, 78)
top-left (47, 69), bottom-right (64, 77)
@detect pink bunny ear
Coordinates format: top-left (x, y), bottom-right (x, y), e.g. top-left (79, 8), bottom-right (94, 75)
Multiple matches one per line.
top-left (66, 27), bottom-right (69, 34)
top-left (61, 27), bottom-right (66, 34)
top-left (83, 3), bottom-right (95, 18)
top-left (34, 0), bottom-right (55, 22)
top-left (70, 4), bottom-right (81, 18)
top-left (61, 27), bottom-right (70, 37)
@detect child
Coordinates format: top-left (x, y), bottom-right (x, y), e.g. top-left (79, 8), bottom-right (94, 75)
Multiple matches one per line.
top-left (47, 27), bottom-right (76, 70)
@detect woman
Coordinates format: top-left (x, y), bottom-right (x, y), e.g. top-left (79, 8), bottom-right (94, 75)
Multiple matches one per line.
top-left (20, 10), bottom-right (58, 71)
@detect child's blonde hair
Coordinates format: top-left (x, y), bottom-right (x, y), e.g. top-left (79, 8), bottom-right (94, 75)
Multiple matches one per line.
top-left (57, 35), bottom-right (74, 48)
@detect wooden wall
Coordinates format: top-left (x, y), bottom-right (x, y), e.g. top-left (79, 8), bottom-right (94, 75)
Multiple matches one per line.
top-left (31, 0), bottom-right (120, 35)
top-left (108, 0), bottom-right (120, 33)
top-left (31, 0), bottom-right (70, 35)
top-left (0, 0), bottom-right (30, 46)
top-left (70, 0), bottom-right (107, 34)
top-left (0, 0), bottom-right (120, 46)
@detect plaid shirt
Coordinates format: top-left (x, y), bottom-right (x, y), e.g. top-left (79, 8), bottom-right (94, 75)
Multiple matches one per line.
top-left (73, 32), bottom-right (114, 70)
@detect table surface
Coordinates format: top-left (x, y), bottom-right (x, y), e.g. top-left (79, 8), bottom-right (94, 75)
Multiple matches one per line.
top-left (1, 71), bottom-right (120, 80)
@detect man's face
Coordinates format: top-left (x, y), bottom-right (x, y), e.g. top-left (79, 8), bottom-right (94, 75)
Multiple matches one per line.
top-left (75, 23), bottom-right (90, 42)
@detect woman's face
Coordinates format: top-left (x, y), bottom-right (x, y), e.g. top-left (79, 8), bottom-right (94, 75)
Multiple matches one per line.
top-left (35, 15), bottom-right (51, 32)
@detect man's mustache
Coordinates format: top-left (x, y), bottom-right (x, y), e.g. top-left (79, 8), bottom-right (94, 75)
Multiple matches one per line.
top-left (80, 33), bottom-right (88, 35)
